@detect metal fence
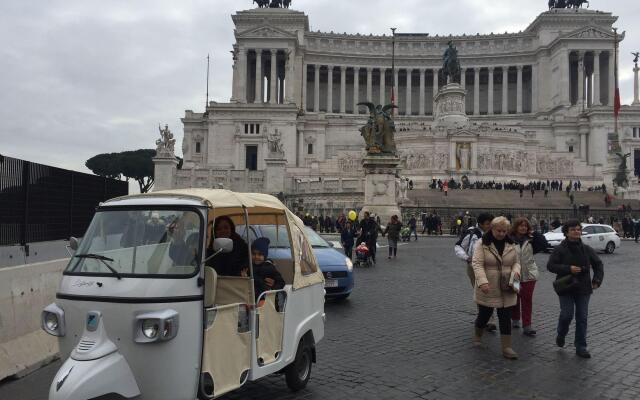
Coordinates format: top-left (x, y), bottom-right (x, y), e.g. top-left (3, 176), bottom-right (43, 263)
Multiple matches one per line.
top-left (401, 206), bottom-right (626, 233)
top-left (0, 156), bottom-right (128, 247)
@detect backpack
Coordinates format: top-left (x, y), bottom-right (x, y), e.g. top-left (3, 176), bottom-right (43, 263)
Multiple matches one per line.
top-left (455, 227), bottom-right (483, 255)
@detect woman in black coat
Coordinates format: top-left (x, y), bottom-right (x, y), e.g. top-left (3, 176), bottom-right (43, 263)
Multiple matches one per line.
top-left (207, 216), bottom-right (250, 276)
top-left (547, 220), bottom-right (604, 358)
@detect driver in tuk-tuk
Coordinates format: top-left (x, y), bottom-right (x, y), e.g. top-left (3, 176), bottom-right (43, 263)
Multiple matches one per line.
top-left (167, 216), bottom-right (199, 267)
top-left (207, 216), bottom-right (249, 276)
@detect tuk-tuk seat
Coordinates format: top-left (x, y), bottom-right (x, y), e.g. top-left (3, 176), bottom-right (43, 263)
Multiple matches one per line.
top-left (215, 276), bottom-right (253, 306)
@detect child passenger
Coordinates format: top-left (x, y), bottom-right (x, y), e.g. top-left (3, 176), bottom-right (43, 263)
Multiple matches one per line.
top-left (243, 237), bottom-right (285, 302)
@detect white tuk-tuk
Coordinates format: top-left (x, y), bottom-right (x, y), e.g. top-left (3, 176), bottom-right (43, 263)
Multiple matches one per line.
top-left (42, 189), bottom-right (325, 400)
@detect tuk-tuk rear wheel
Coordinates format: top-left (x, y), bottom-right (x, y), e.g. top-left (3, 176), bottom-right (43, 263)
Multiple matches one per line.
top-left (285, 340), bottom-right (312, 391)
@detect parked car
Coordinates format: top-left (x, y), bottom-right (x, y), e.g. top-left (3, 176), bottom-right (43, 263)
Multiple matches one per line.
top-left (237, 225), bottom-right (354, 300)
top-left (544, 223), bottom-right (621, 254)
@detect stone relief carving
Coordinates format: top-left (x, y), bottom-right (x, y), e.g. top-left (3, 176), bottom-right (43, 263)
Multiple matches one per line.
top-left (337, 154), bottom-right (361, 171)
top-left (536, 155), bottom-right (575, 175)
top-left (399, 149), bottom-right (449, 170)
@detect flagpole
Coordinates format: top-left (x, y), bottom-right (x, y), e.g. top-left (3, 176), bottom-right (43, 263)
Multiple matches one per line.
top-left (391, 27), bottom-right (397, 115)
top-left (206, 54), bottom-right (210, 109)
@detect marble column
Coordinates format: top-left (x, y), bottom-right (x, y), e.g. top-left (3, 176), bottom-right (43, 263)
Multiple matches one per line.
top-left (460, 68), bottom-right (466, 89)
top-left (516, 65), bottom-right (523, 113)
top-left (405, 69), bottom-right (413, 116)
top-left (379, 68), bottom-right (386, 105)
top-left (593, 51), bottom-right (602, 106)
top-left (353, 67), bottom-right (360, 114)
top-left (393, 69), bottom-right (399, 109)
top-left (608, 50), bottom-right (615, 106)
top-left (502, 67), bottom-right (509, 114)
top-left (531, 63), bottom-right (538, 113)
top-left (487, 67), bottom-right (495, 115)
top-left (577, 52), bottom-right (584, 109)
top-left (565, 49), bottom-right (572, 105)
top-left (419, 68), bottom-right (426, 116)
top-left (327, 65), bottom-right (334, 113)
top-left (238, 47), bottom-right (248, 103)
top-left (580, 133), bottom-right (587, 161)
top-left (340, 66), bottom-right (347, 113)
top-left (432, 68), bottom-right (439, 96)
top-left (269, 49), bottom-right (278, 104)
top-left (474, 68), bottom-right (480, 116)
top-left (366, 67), bottom-right (373, 102)
top-left (285, 49), bottom-right (295, 103)
top-left (314, 64), bottom-right (320, 112)
top-left (255, 50), bottom-right (263, 103)
top-left (302, 63), bottom-right (308, 111)
top-left (634, 64), bottom-right (640, 105)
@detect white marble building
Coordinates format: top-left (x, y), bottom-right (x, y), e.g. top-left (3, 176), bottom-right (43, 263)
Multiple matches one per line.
top-left (157, 5), bottom-right (640, 211)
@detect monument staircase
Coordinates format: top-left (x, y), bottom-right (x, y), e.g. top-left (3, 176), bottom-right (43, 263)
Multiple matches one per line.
top-left (405, 189), bottom-right (640, 211)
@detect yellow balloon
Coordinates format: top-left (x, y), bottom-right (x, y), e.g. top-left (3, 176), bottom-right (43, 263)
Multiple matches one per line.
top-left (456, 219), bottom-right (462, 226)
top-left (348, 210), bottom-right (357, 221)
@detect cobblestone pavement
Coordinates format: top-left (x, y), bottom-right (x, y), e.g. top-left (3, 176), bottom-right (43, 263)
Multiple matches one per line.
top-left (2, 238), bottom-right (639, 400)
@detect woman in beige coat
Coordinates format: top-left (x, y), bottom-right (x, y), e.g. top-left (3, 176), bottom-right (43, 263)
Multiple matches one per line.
top-left (472, 217), bottom-right (522, 359)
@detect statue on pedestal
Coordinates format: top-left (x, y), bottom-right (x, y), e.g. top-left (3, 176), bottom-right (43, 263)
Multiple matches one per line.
top-left (614, 152), bottom-right (631, 188)
top-left (267, 129), bottom-right (285, 157)
top-left (632, 52), bottom-right (639, 66)
top-left (156, 124), bottom-right (176, 156)
top-left (441, 41), bottom-right (461, 84)
top-left (358, 103), bottom-right (398, 155)
top-left (548, 0), bottom-right (589, 9)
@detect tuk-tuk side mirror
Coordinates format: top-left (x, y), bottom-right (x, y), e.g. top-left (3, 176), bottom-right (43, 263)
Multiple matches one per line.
top-left (69, 237), bottom-right (81, 251)
top-left (213, 238), bottom-right (233, 253)
top-left (204, 238), bottom-right (234, 264)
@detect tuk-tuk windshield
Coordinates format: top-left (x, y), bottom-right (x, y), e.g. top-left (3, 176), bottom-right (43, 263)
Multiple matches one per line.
top-left (66, 209), bottom-right (202, 277)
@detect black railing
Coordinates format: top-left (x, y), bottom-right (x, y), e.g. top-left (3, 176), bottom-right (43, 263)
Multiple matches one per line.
top-left (0, 156), bottom-right (128, 247)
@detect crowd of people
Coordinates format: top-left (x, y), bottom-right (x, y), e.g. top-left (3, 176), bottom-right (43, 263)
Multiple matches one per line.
top-left (429, 177), bottom-right (607, 194)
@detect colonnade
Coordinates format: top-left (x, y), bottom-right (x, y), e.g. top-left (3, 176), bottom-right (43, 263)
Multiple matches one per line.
top-left (569, 50), bottom-right (614, 108)
top-left (302, 64), bottom-right (536, 116)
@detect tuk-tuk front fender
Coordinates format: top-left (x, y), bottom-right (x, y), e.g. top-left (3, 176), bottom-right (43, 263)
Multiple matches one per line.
top-left (50, 352), bottom-right (140, 400)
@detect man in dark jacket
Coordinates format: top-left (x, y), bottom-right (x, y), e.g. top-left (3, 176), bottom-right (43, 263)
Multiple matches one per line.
top-left (547, 220), bottom-right (604, 358)
top-left (357, 212), bottom-right (379, 264)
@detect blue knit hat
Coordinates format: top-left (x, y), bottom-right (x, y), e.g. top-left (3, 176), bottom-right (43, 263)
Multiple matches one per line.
top-left (251, 237), bottom-right (270, 259)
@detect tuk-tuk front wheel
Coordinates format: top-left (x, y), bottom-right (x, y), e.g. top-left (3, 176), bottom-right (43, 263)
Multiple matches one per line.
top-left (285, 339), bottom-right (312, 391)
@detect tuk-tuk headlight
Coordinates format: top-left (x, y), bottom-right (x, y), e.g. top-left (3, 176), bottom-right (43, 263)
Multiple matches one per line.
top-left (135, 310), bottom-right (179, 343)
top-left (41, 303), bottom-right (65, 337)
top-left (345, 257), bottom-right (353, 272)
top-left (142, 320), bottom-right (159, 339)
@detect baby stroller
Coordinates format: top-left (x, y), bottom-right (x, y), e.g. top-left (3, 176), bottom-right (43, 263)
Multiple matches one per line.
top-left (354, 242), bottom-right (374, 268)
top-left (400, 226), bottom-right (411, 242)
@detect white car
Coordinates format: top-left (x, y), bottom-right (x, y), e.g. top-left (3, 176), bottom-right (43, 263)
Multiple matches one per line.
top-left (544, 223), bottom-right (621, 254)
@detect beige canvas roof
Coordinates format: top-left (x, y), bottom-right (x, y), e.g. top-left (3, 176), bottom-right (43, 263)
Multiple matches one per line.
top-left (117, 189), bottom-right (324, 290)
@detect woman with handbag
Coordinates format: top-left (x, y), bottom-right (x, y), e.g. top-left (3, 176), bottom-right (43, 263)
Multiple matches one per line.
top-left (547, 219), bottom-right (604, 359)
top-left (471, 216), bottom-right (522, 359)
top-left (510, 217), bottom-right (549, 337)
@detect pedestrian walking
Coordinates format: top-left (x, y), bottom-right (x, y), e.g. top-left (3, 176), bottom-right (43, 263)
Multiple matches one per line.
top-left (383, 215), bottom-right (402, 259)
top-left (471, 216), bottom-right (521, 359)
top-left (454, 213), bottom-right (497, 332)
top-left (408, 215), bottom-right (418, 241)
top-left (547, 220), bottom-right (604, 358)
top-left (357, 211), bottom-right (379, 265)
top-left (510, 217), bottom-right (548, 336)
top-left (443, 181), bottom-right (449, 196)
top-left (634, 216), bottom-right (640, 243)
top-left (341, 221), bottom-right (355, 260)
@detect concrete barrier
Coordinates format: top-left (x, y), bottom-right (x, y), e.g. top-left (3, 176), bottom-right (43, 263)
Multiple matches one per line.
top-left (0, 259), bottom-right (69, 381)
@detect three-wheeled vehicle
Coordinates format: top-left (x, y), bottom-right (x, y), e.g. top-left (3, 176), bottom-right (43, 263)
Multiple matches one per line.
top-left (42, 189), bottom-right (326, 400)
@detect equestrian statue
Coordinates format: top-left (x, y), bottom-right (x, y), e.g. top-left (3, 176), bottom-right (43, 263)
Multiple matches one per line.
top-left (254, 0), bottom-right (291, 8)
top-left (548, 0), bottom-right (589, 10)
top-left (441, 41), bottom-right (461, 84)
top-left (357, 103), bottom-right (398, 155)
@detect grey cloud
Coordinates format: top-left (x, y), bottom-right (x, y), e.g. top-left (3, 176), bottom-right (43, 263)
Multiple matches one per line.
top-left (0, 0), bottom-right (638, 174)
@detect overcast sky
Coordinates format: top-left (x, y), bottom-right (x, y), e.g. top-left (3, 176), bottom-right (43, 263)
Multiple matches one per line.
top-left (1, 0), bottom-right (638, 177)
